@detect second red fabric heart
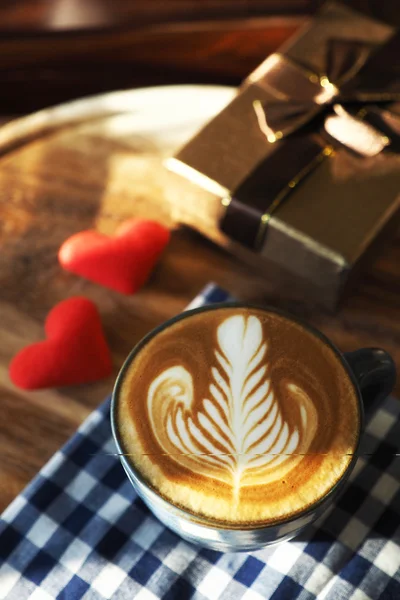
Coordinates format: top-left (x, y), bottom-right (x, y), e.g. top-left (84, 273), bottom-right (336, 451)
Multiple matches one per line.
top-left (58, 219), bottom-right (170, 294)
top-left (9, 297), bottom-right (113, 390)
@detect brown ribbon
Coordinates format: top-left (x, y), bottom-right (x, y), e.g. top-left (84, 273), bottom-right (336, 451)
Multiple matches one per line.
top-left (220, 34), bottom-right (400, 251)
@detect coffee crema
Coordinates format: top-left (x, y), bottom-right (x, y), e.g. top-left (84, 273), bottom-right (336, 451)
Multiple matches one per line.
top-left (117, 307), bottom-right (360, 525)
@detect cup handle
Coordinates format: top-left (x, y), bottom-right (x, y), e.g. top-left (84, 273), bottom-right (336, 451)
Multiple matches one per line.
top-left (344, 348), bottom-right (396, 416)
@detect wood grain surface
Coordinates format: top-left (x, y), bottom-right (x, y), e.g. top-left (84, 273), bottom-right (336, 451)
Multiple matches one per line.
top-left (1, 0), bottom-right (400, 115)
top-left (0, 0), bottom-right (320, 30)
top-left (0, 0), bottom-right (316, 114)
top-left (0, 87), bottom-right (399, 512)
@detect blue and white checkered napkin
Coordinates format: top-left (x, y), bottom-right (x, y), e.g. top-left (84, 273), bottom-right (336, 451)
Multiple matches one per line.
top-left (1, 284), bottom-right (399, 600)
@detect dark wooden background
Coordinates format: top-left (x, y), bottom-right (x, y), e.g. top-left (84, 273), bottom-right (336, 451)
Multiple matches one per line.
top-left (0, 0), bottom-right (399, 512)
top-left (2, 0), bottom-right (400, 114)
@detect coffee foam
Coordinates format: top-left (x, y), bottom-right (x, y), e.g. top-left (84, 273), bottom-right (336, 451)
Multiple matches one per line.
top-left (117, 307), bottom-right (360, 525)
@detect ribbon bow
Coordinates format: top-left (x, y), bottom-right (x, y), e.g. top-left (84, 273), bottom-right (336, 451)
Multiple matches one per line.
top-left (220, 36), bottom-right (400, 250)
top-left (250, 39), bottom-right (400, 156)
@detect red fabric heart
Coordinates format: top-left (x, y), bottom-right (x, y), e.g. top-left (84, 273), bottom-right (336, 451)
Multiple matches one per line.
top-left (58, 219), bottom-right (170, 294)
top-left (9, 297), bottom-right (113, 390)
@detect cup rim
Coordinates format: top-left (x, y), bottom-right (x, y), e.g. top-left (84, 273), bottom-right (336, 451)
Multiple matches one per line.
top-left (111, 301), bottom-right (363, 531)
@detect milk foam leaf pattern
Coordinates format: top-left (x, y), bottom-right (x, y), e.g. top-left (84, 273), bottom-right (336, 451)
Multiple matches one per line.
top-left (147, 315), bottom-right (318, 498)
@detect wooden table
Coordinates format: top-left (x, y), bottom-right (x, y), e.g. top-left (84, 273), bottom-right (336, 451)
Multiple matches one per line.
top-left (1, 1), bottom-right (400, 114)
top-left (1, 2), bottom-right (400, 513)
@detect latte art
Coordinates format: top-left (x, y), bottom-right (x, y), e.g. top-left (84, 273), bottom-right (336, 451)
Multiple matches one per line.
top-left (117, 307), bottom-right (360, 525)
top-left (148, 315), bottom-right (318, 500)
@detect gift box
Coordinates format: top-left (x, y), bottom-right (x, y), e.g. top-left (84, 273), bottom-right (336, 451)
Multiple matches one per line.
top-left (166, 1), bottom-right (400, 310)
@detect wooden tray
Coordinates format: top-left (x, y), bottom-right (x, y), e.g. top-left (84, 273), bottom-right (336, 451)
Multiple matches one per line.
top-left (0, 85), bottom-right (399, 510)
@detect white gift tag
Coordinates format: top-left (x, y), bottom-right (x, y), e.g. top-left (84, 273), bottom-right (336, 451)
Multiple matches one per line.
top-left (324, 104), bottom-right (391, 157)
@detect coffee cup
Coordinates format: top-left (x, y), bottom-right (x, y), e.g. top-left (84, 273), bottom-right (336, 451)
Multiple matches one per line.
top-left (111, 303), bottom-right (395, 551)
